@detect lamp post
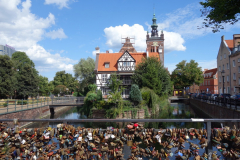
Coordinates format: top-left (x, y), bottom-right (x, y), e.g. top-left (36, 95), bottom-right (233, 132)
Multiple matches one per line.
top-left (221, 70), bottom-right (225, 106)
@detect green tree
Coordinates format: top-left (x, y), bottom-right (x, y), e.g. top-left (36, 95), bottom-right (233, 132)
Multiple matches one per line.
top-left (96, 89), bottom-right (103, 101)
top-left (53, 85), bottom-right (67, 96)
top-left (52, 71), bottom-right (78, 93)
top-left (199, 0), bottom-right (240, 32)
top-left (107, 72), bottom-right (125, 108)
top-left (131, 56), bottom-right (172, 97)
top-left (0, 55), bottom-right (17, 98)
top-left (38, 75), bottom-right (51, 96)
top-left (129, 84), bottom-right (142, 106)
top-left (73, 57), bottom-right (95, 84)
top-left (171, 60), bottom-right (204, 89)
top-left (12, 51), bottom-right (39, 99)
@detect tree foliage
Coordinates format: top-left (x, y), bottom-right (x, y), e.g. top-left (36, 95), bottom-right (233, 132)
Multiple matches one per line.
top-left (53, 85), bottom-right (67, 95)
top-left (199, 0), bottom-right (240, 32)
top-left (52, 71), bottom-right (78, 93)
top-left (38, 75), bottom-right (51, 96)
top-left (0, 55), bottom-right (16, 98)
top-left (129, 84), bottom-right (142, 106)
top-left (107, 72), bottom-right (125, 108)
top-left (12, 51), bottom-right (39, 99)
top-left (171, 60), bottom-right (204, 89)
top-left (73, 57), bottom-right (95, 83)
top-left (131, 57), bottom-right (172, 97)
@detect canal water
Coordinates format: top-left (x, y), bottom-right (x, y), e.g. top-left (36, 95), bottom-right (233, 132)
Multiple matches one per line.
top-left (48, 103), bottom-right (207, 129)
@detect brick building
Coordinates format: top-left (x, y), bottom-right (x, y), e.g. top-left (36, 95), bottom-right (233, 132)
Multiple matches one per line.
top-left (94, 14), bottom-right (164, 98)
top-left (217, 34), bottom-right (240, 94)
top-left (199, 68), bottom-right (218, 94)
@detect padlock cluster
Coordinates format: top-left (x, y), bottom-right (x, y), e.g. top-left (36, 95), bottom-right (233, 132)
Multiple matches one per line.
top-left (0, 121), bottom-right (240, 160)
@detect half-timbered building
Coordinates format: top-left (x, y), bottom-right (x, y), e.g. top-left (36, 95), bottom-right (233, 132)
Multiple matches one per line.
top-left (94, 14), bottom-right (165, 98)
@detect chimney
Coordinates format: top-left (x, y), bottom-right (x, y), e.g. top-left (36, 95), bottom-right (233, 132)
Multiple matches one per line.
top-left (221, 35), bottom-right (225, 42)
top-left (106, 50), bottom-right (109, 53)
top-left (95, 46), bottom-right (100, 54)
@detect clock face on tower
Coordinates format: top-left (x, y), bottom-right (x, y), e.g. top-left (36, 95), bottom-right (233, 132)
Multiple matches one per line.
top-left (152, 42), bottom-right (158, 46)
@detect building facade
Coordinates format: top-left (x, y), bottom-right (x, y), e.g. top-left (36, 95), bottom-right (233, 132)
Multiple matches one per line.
top-left (188, 83), bottom-right (200, 93)
top-left (217, 34), bottom-right (240, 94)
top-left (199, 68), bottom-right (218, 94)
top-left (94, 14), bottom-right (164, 98)
top-left (0, 44), bottom-right (16, 57)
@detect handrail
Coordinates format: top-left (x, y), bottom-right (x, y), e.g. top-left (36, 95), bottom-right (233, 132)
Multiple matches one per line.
top-left (0, 97), bottom-right (85, 115)
top-left (0, 118), bottom-right (240, 122)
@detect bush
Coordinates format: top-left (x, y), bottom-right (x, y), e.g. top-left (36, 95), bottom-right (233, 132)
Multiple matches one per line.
top-left (95, 100), bottom-right (107, 109)
top-left (17, 100), bottom-right (28, 105)
top-left (88, 84), bottom-right (97, 92)
top-left (129, 84), bottom-right (142, 106)
top-left (3, 103), bottom-right (8, 107)
top-left (96, 89), bottom-right (103, 101)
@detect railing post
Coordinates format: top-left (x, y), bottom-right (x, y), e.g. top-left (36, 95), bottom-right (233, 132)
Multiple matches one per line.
top-left (41, 98), bottom-right (42, 107)
top-left (32, 98), bottom-right (33, 108)
top-left (206, 121), bottom-right (212, 159)
top-left (235, 99), bottom-right (238, 110)
top-left (44, 97), bottom-right (45, 106)
top-left (21, 99), bottom-right (23, 110)
top-left (37, 98), bottom-right (38, 108)
top-left (27, 99), bottom-right (28, 109)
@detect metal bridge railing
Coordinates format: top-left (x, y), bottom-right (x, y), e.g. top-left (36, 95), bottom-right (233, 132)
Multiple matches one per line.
top-left (0, 97), bottom-right (84, 115)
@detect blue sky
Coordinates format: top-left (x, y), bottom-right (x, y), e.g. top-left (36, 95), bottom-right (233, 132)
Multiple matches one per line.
top-left (1, 0), bottom-right (240, 81)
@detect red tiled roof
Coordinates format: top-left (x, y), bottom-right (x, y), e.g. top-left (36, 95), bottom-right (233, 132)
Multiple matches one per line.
top-left (97, 52), bottom-right (160, 71)
top-left (203, 68), bottom-right (217, 79)
top-left (225, 40), bottom-right (233, 50)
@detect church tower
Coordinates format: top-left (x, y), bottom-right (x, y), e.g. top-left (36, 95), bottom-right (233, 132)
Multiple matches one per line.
top-left (146, 14), bottom-right (164, 66)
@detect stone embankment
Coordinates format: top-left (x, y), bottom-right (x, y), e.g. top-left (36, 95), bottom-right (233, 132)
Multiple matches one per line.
top-left (0, 105), bottom-right (73, 128)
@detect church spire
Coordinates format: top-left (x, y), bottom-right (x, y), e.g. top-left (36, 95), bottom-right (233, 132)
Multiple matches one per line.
top-left (151, 14), bottom-right (158, 37)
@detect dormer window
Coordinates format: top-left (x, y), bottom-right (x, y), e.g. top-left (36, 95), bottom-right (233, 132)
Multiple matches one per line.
top-left (104, 62), bottom-right (109, 68)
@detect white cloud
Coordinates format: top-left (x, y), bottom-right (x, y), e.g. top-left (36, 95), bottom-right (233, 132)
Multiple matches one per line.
top-left (44, 0), bottom-right (70, 9)
top-left (104, 24), bottom-right (186, 53)
top-left (0, 0), bottom-right (74, 75)
top-left (45, 28), bottom-right (67, 39)
top-left (108, 49), bottom-right (113, 53)
top-left (198, 59), bottom-right (217, 71)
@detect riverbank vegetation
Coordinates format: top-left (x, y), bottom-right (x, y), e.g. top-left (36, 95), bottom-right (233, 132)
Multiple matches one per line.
top-left (78, 57), bottom-right (173, 119)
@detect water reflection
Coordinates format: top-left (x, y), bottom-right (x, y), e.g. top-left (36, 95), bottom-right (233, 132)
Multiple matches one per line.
top-left (47, 103), bottom-right (206, 129)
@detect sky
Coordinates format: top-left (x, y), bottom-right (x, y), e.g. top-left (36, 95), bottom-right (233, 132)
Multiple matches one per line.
top-left (1, 0), bottom-right (240, 81)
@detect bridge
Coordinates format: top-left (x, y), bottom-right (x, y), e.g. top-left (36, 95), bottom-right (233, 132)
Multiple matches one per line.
top-left (0, 97), bottom-right (85, 116)
top-left (49, 97), bottom-right (85, 115)
top-left (168, 96), bottom-right (188, 102)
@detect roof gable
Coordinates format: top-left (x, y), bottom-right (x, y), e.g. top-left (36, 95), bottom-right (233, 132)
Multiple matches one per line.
top-left (118, 50), bottom-right (136, 62)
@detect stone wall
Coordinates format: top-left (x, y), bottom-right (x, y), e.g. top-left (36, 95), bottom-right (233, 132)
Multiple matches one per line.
top-left (117, 109), bottom-right (145, 119)
top-left (0, 106), bottom-right (71, 127)
top-left (189, 98), bottom-right (240, 127)
top-left (91, 109), bottom-right (145, 119)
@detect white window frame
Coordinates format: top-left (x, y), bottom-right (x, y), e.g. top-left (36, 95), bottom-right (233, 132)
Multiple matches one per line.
top-left (227, 87), bottom-right (230, 93)
top-left (233, 60), bottom-right (236, 67)
top-left (238, 66), bottom-right (240, 73)
top-left (220, 55), bottom-right (222, 60)
top-left (227, 63), bottom-right (229, 69)
top-left (219, 66), bottom-right (221, 71)
top-left (105, 63), bottom-right (109, 68)
top-left (234, 87), bottom-right (236, 93)
top-left (238, 58), bottom-right (240, 62)
top-left (208, 80), bottom-right (210, 85)
top-left (224, 53), bottom-right (226, 59)
top-left (102, 74), bottom-right (107, 83)
top-left (233, 73), bottom-right (236, 80)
